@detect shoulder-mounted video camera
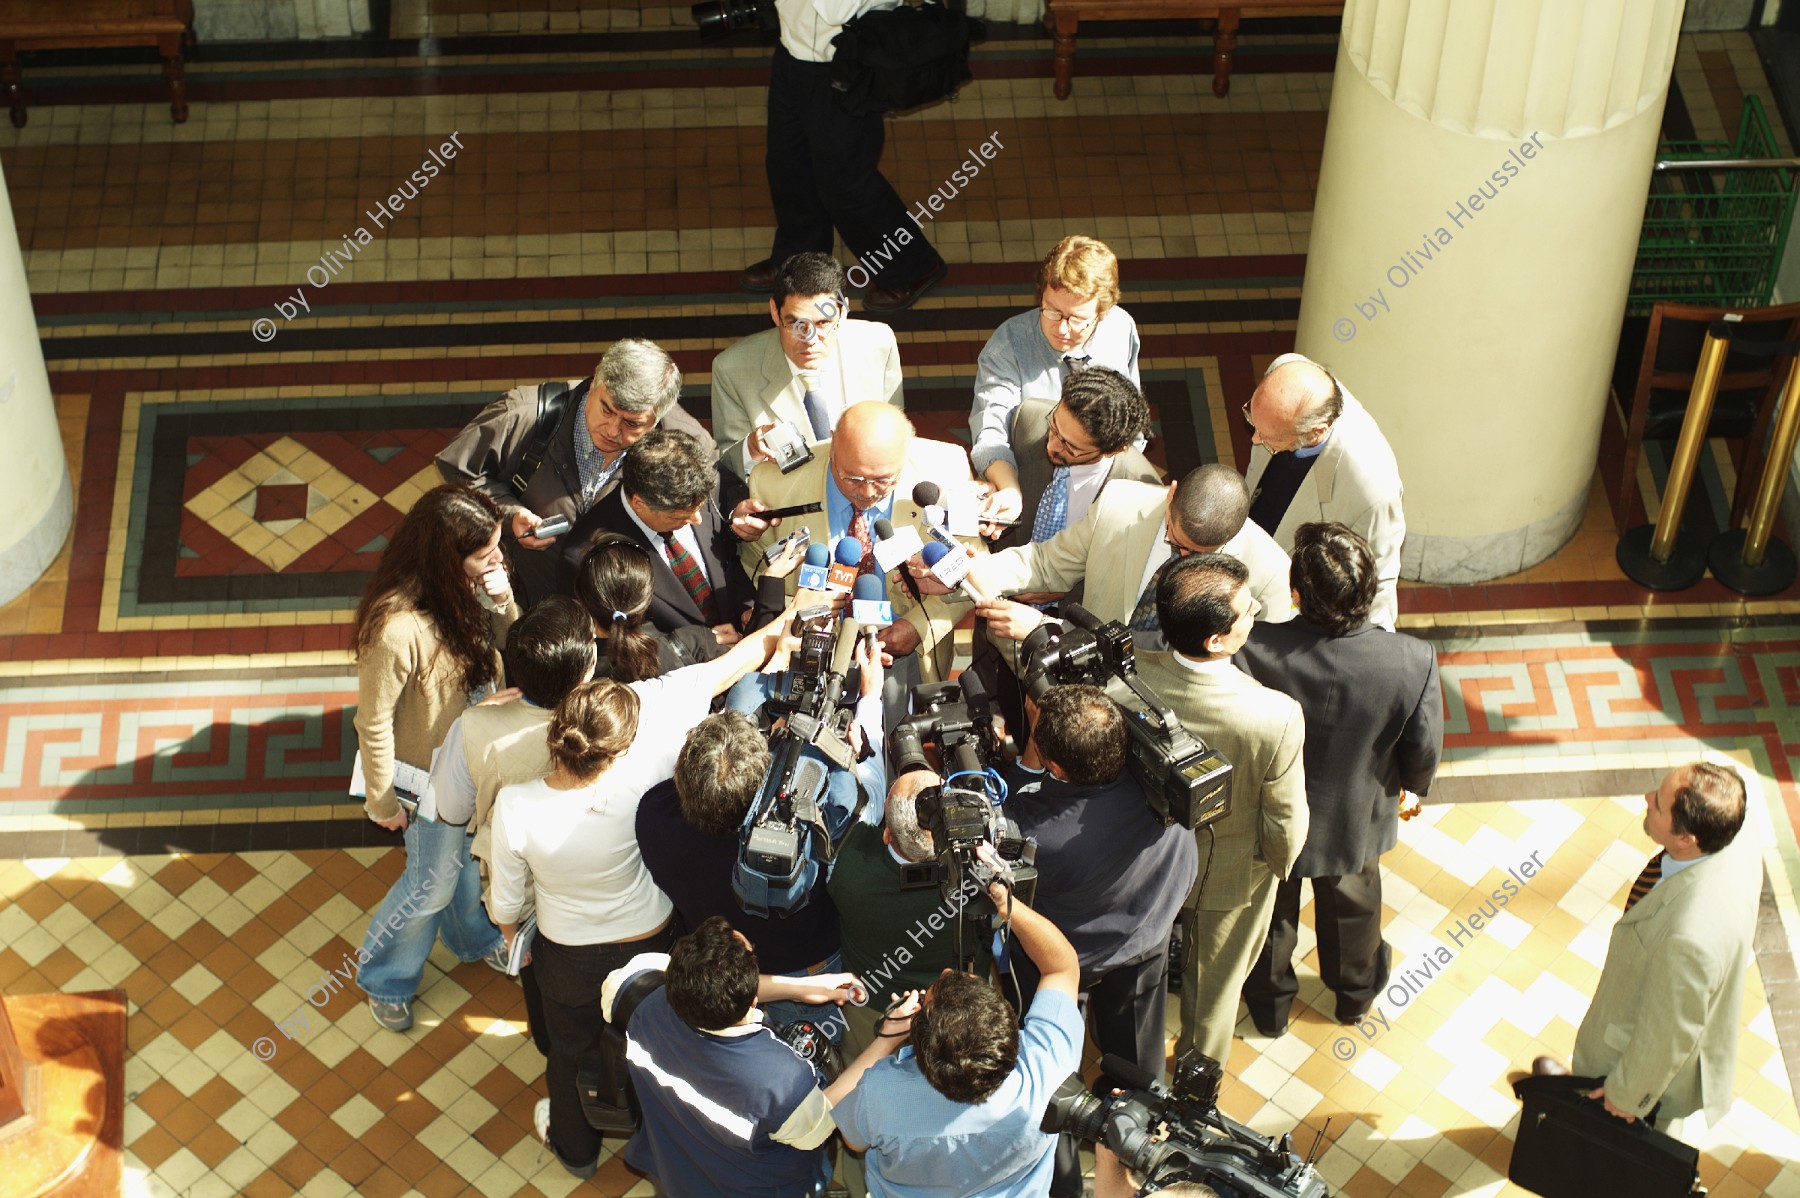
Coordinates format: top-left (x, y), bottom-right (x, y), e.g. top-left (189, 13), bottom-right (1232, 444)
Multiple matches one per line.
top-left (1019, 603), bottom-right (1232, 830)
top-left (1043, 1049), bottom-right (1331, 1198)
top-left (733, 606), bottom-right (858, 919)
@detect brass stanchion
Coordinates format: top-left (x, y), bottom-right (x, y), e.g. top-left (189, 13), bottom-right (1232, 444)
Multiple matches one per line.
top-left (1617, 323), bottom-right (1733, 589)
top-left (1709, 353), bottom-right (1800, 593)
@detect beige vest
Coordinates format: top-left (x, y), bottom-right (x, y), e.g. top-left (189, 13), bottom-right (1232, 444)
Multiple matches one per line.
top-left (462, 700), bottom-right (554, 862)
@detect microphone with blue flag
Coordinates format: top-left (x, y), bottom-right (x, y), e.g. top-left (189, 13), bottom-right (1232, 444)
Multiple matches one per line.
top-left (797, 541), bottom-right (830, 591)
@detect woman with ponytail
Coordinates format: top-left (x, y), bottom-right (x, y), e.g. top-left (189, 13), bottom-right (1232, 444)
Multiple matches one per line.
top-left (352, 483), bottom-right (518, 1032)
top-left (572, 533), bottom-right (717, 681)
top-left (486, 605), bottom-right (797, 1179)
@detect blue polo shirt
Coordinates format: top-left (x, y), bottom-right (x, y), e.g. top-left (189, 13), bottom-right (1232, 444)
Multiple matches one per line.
top-left (832, 989), bottom-right (1084, 1198)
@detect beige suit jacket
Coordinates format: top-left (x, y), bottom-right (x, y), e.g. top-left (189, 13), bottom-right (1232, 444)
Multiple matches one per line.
top-left (1134, 653), bottom-right (1308, 910)
top-left (1571, 828), bottom-right (1761, 1122)
top-left (741, 437), bottom-right (982, 680)
top-left (967, 479), bottom-right (1295, 628)
top-left (1244, 385), bottom-right (1404, 627)
top-left (456, 700), bottom-right (553, 864)
top-left (709, 320), bottom-right (903, 479)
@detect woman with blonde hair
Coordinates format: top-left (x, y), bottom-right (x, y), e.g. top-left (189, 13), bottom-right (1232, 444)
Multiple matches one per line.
top-left (352, 482), bottom-right (517, 1032)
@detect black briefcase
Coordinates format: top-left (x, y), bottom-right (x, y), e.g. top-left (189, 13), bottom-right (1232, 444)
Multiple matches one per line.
top-left (1509, 1075), bottom-right (1700, 1198)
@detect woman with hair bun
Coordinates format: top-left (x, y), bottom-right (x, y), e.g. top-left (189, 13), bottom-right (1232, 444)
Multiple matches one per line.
top-left (352, 482), bottom-right (518, 1033)
top-left (486, 608), bottom-right (795, 1180)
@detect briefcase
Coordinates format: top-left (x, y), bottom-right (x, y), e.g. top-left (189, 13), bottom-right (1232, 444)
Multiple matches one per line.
top-left (1509, 1074), bottom-right (1700, 1198)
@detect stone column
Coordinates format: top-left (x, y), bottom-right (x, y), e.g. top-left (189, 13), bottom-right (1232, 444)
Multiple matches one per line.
top-left (0, 156), bottom-right (72, 606)
top-left (1296, 0), bottom-right (1685, 581)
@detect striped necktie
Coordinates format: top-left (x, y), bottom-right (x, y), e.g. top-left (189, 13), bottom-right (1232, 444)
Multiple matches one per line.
top-left (1032, 466), bottom-right (1070, 543)
top-left (660, 532), bottom-right (720, 624)
top-left (1623, 850), bottom-right (1665, 913)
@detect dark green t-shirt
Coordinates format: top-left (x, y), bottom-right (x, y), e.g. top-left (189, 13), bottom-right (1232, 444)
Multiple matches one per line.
top-left (826, 823), bottom-right (993, 997)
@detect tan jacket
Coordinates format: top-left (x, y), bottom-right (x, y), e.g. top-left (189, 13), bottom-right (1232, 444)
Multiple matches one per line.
top-left (354, 603), bottom-right (515, 821)
top-left (741, 436), bottom-right (982, 681)
top-left (1133, 653), bottom-right (1308, 911)
top-left (457, 700), bottom-right (553, 863)
top-left (1571, 828), bottom-right (1761, 1122)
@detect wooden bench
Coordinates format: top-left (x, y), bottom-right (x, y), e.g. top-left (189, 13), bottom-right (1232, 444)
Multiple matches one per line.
top-left (1042, 0), bottom-right (1341, 99)
top-left (0, 0), bottom-right (195, 128)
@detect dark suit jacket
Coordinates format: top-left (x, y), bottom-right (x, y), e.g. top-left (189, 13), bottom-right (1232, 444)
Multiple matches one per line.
top-left (1234, 619), bottom-right (1442, 877)
top-left (995, 398), bottom-right (1163, 552)
top-left (434, 377), bottom-right (714, 606)
top-left (557, 483), bottom-right (756, 648)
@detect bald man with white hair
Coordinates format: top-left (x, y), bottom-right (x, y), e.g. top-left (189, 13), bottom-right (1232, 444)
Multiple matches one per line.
top-left (1241, 353), bottom-right (1404, 628)
top-left (735, 401), bottom-right (983, 682)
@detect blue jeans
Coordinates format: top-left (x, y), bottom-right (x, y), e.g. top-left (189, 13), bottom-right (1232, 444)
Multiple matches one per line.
top-left (356, 816), bottom-right (502, 1004)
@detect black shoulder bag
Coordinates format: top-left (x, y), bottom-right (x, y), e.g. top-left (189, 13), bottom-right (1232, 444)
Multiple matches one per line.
top-left (829, 1), bottom-right (982, 118)
top-left (506, 379), bottom-right (581, 497)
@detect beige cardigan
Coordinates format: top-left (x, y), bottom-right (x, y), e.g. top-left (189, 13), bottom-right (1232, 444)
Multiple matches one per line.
top-left (354, 601), bottom-right (515, 820)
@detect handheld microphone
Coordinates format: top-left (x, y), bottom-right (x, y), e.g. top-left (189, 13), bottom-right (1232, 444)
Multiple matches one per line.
top-left (827, 536), bottom-right (862, 593)
top-left (797, 542), bottom-right (830, 591)
top-left (911, 482), bottom-right (951, 542)
top-left (851, 572), bottom-right (893, 628)
top-left (872, 515), bottom-right (923, 574)
top-left (758, 500), bottom-right (825, 521)
top-left (921, 539), bottom-right (985, 603)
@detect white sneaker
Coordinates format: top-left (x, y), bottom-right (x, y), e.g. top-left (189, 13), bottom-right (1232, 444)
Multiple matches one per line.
top-left (534, 1096), bottom-right (600, 1180)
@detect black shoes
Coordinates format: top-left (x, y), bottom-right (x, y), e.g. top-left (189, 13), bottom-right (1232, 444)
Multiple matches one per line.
top-left (863, 258), bottom-right (947, 314)
top-left (741, 258), bottom-right (780, 293)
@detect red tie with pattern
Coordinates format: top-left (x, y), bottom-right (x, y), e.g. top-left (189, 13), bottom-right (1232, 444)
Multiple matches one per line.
top-left (661, 532), bottom-right (721, 624)
top-left (1623, 850), bottom-right (1664, 914)
top-left (849, 509), bottom-right (876, 574)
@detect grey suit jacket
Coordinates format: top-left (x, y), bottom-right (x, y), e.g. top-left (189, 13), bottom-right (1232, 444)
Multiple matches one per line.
top-left (1235, 619), bottom-right (1441, 877)
top-left (1133, 653), bottom-right (1308, 911)
top-left (995, 397), bottom-right (1163, 553)
top-left (1571, 828), bottom-right (1761, 1123)
top-left (968, 479), bottom-right (1295, 629)
top-left (709, 320), bottom-right (903, 480)
top-left (1245, 384), bottom-right (1404, 628)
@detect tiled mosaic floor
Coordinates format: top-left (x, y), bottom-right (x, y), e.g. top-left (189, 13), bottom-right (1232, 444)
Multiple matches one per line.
top-left (3, 12), bottom-right (1800, 1198)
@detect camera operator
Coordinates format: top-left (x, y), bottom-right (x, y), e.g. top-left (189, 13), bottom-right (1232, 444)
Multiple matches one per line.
top-left (601, 916), bottom-right (902, 1197)
top-left (1004, 684), bottom-right (1198, 1198)
top-left (832, 879), bottom-right (1084, 1197)
top-left (635, 634), bottom-right (885, 1037)
top-left (1132, 553), bottom-right (1309, 1068)
top-left (740, 5), bottom-right (947, 313)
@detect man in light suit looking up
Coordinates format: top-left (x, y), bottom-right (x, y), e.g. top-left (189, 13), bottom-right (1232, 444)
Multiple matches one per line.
top-left (710, 252), bottom-right (902, 482)
top-left (1235, 522), bottom-right (1442, 1036)
top-left (1133, 553), bottom-right (1308, 1067)
top-left (1547, 762), bottom-right (1760, 1132)
top-left (1241, 353), bottom-right (1404, 628)
top-left (962, 463), bottom-right (1294, 659)
top-left (734, 401), bottom-right (982, 684)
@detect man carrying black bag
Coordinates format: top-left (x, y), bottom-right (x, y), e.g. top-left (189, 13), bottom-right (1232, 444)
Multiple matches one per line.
top-left (741, 0), bottom-right (950, 314)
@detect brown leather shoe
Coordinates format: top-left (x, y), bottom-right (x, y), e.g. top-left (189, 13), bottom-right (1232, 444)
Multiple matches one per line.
top-left (863, 259), bottom-right (947, 314)
top-left (740, 258), bottom-right (780, 293)
top-left (1532, 1055), bottom-right (1569, 1077)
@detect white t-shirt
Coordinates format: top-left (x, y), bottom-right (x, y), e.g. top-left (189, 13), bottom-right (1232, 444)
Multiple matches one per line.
top-left (487, 669), bottom-right (715, 946)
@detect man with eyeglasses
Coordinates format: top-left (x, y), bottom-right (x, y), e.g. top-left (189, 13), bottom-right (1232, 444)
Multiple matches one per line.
top-left (1240, 352), bottom-right (1404, 628)
top-left (970, 236), bottom-right (1142, 530)
top-left (712, 252), bottom-right (904, 484)
top-left (437, 338), bottom-right (710, 607)
top-left (734, 401), bottom-right (983, 686)
top-left (959, 463), bottom-right (1294, 666)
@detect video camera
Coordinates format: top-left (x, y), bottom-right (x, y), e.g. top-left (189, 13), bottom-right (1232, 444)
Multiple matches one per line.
top-left (1043, 1050), bottom-right (1330, 1198)
top-left (888, 678), bottom-right (1038, 964)
top-left (691, 0), bottom-right (776, 38)
top-left (1019, 603), bottom-right (1232, 830)
top-left (733, 605), bottom-right (858, 919)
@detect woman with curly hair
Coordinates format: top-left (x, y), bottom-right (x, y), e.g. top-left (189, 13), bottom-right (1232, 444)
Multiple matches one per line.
top-left (352, 483), bottom-right (518, 1032)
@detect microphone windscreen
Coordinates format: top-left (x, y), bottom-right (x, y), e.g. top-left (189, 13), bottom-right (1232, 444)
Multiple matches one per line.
top-left (834, 537), bottom-right (865, 566)
top-left (911, 482), bottom-right (941, 508)
top-left (1098, 1053), bottom-right (1159, 1093)
top-left (920, 541), bottom-right (949, 566)
top-left (804, 542), bottom-right (830, 567)
top-left (852, 573), bottom-right (886, 601)
top-left (874, 517), bottom-right (896, 540)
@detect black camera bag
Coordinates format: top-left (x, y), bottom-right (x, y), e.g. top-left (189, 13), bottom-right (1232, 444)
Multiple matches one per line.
top-left (576, 968), bottom-right (666, 1132)
top-left (829, 1), bottom-right (981, 118)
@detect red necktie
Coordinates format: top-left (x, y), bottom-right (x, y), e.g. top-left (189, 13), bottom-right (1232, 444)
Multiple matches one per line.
top-left (849, 509), bottom-right (875, 574)
top-left (1623, 851), bottom-right (1664, 913)
top-left (661, 532), bottom-right (721, 624)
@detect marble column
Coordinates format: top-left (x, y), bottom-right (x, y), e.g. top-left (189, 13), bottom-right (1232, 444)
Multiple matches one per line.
top-left (1296, 0), bottom-right (1685, 582)
top-left (0, 156), bottom-right (72, 607)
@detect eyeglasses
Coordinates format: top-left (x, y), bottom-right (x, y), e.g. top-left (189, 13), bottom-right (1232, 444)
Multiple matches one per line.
top-left (1039, 306), bottom-right (1097, 334)
top-left (1046, 403), bottom-right (1104, 465)
top-left (839, 472), bottom-right (899, 488)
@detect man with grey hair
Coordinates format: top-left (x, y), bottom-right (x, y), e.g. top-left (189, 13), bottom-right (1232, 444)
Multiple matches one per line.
top-left (1240, 353), bottom-right (1404, 627)
top-left (437, 338), bottom-right (713, 605)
